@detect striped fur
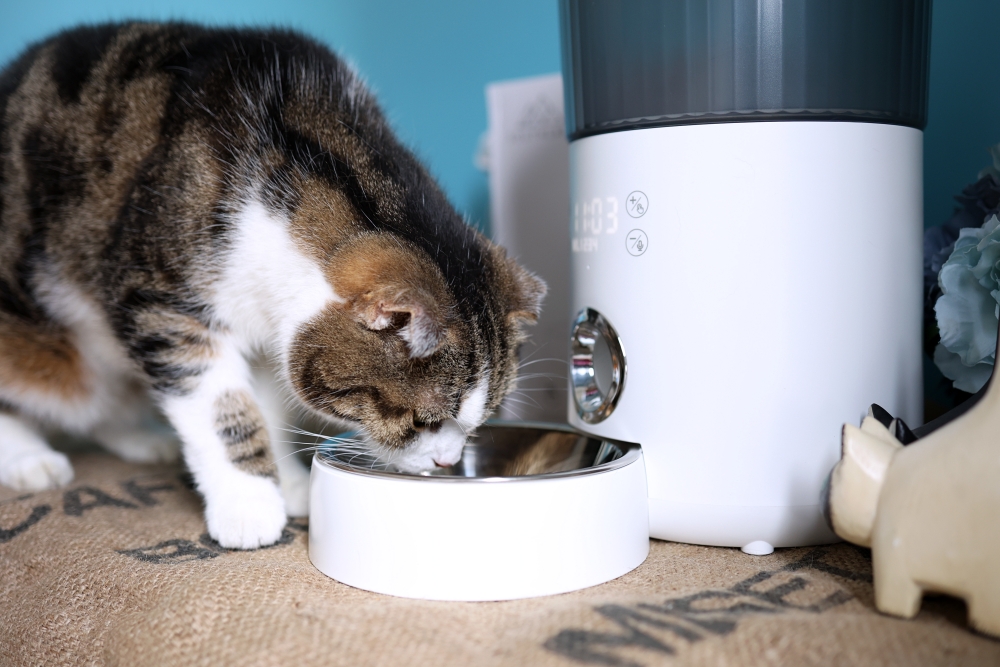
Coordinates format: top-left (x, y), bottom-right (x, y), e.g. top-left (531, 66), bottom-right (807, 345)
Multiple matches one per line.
top-left (0, 23), bottom-right (544, 548)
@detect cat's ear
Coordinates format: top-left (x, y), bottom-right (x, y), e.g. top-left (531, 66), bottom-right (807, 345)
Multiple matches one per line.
top-left (327, 235), bottom-right (453, 358)
top-left (349, 286), bottom-right (446, 358)
top-left (494, 247), bottom-right (546, 324)
top-left (507, 264), bottom-right (546, 324)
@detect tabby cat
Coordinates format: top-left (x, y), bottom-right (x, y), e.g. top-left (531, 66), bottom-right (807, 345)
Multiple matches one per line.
top-left (0, 23), bottom-right (544, 548)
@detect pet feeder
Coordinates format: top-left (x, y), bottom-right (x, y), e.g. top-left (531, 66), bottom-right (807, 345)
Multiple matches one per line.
top-left (308, 424), bottom-right (648, 601)
top-left (309, 0), bottom-right (933, 600)
top-left (560, 0), bottom-right (931, 549)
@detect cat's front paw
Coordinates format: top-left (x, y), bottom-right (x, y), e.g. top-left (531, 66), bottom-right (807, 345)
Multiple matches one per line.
top-left (205, 474), bottom-right (287, 549)
top-left (0, 450), bottom-right (74, 492)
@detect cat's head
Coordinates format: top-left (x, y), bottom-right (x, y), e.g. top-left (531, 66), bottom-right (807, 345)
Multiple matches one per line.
top-left (287, 230), bottom-right (544, 471)
top-left (224, 42), bottom-right (545, 471)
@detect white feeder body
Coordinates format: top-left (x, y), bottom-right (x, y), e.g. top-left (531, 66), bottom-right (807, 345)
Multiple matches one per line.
top-left (567, 120), bottom-right (923, 546)
top-left (559, 0), bottom-right (931, 548)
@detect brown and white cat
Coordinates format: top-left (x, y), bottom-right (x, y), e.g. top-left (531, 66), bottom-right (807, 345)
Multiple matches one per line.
top-left (0, 23), bottom-right (544, 548)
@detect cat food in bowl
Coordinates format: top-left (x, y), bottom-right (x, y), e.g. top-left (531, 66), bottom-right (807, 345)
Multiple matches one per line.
top-left (308, 423), bottom-right (648, 601)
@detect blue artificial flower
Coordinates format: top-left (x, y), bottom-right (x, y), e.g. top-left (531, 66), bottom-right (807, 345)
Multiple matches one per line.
top-left (934, 214), bottom-right (1000, 392)
top-left (923, 144), bottom-right (1000, 308)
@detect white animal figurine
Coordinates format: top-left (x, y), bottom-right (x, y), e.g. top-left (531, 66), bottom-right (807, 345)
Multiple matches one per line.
top-left (826, 377), bottom-right (1000, 637)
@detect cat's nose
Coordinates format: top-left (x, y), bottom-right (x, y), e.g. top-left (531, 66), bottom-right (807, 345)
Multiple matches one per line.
top-left (433, 459), bottom-right (450, 468)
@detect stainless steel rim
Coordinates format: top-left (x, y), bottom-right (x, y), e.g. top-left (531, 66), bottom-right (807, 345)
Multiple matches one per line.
top-left (313, 422), bottom-right (640, 483)
top-left (570, 308), bottom-right (627, 424)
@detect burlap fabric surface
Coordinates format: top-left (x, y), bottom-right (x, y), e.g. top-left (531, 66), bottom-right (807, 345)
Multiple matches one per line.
top-left (2, 452), bottom-right (997, 667)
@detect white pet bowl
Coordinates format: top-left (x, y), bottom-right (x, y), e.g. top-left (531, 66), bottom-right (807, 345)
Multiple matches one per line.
top-left (308, 423), bottom-right (649, 601)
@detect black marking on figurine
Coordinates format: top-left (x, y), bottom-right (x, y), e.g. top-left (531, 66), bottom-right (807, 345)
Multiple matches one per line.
top-left (869, 404), bottom-right (894, 429)
top-left (870, 380), bottom-right (990, 445)
top-left (891, 418), bottom-right (918, 445)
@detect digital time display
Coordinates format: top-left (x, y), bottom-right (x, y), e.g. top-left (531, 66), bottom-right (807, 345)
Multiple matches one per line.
top-left (572, 197), bottom-right (619, 253)
top-left (574, 197), bottom-right (619, 235)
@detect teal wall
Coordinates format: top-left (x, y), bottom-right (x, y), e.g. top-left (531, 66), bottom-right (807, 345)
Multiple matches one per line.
top-left (0, 1), bottom-right (997, 231)
top-left (924, 0), bottom-right (1000, 228)
top-left (0, 0), bottom-right (561, 230)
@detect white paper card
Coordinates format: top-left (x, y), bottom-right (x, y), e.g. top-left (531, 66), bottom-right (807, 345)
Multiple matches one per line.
top-left (485, 74), bottom-right (570, 423)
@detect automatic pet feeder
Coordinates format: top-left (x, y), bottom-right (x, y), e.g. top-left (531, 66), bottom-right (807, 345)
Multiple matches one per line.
top-left (562, 0), bottom-right (930, 550)
top-left (309, 0), bottom-right (931, 600)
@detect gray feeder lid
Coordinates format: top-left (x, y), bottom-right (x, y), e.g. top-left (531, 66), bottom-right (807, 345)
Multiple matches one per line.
top-left (559, 0), bottom-right (931, 141)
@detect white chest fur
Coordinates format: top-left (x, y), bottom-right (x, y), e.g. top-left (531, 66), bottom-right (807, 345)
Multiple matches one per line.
top-left (211, 200), bottom-right (338, 358)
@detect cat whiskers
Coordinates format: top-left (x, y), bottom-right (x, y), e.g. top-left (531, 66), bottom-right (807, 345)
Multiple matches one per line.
top-left (512, 372), bottom-right (566, 382)
top-left (273, 422), bottom-right (382, 467)
top-left (288, 426), bottom-right (394, 471)
top-left (271, 435), bottom-right (367, 463)
top-left (501, 394), bottom-right (543, 410)
top-left (517, 356), bottom-right (569, 371)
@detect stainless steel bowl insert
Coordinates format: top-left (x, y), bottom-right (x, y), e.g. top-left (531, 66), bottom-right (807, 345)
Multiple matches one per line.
top-left (316, 423), bottom-right (638, 481)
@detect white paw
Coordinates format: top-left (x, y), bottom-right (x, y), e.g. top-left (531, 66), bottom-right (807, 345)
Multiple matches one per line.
top-left (205, 474), bottom-right (287, 549)
top-left (280, 470), bottom-right (310, 517)
top-left (100, 430), bottom-right (181, 464)
top-left (0, 450), bottom-right (74, 492)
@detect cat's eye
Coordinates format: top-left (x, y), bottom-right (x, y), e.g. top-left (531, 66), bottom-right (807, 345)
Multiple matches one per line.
top-left (411, 415), bottom-right (443, 433)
